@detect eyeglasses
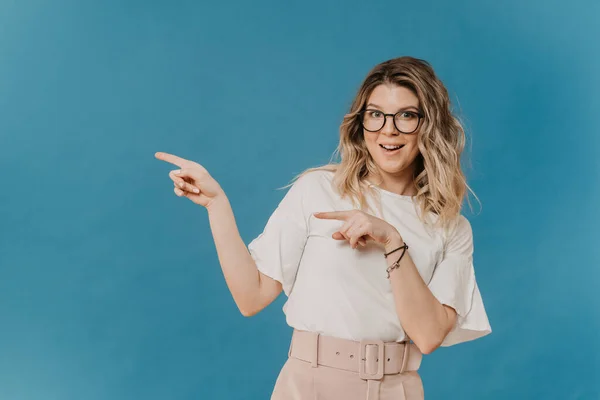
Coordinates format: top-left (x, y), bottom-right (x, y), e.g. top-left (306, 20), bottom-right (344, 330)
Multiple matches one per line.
top-left (358, 109), bottom-right (424, 134)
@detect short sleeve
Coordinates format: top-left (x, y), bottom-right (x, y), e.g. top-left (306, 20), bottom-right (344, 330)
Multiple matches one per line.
top-left (247, 172), bottom-right (314, 296)
top-left (427, 215), bottom-right (492, 346)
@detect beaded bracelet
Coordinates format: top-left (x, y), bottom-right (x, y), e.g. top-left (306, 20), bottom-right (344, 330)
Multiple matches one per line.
top-left (384, 243), bottom-right (408, 279)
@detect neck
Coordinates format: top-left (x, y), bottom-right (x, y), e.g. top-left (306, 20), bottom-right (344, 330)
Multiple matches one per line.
top-left (366, 169), bottom-right (417, 197)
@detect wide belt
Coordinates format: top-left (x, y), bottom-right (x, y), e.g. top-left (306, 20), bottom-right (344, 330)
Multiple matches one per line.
top-left (288, 329), bottom-right (423, 400)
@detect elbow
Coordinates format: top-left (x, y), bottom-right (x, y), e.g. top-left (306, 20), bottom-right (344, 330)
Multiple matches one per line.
top-left (413, 337), bottom-right (444, 354)
top-left (239, 306), bottom-right (259, 317)
top-left (416, 305), bottom-right (456, 354)
top-left (238, 300), bottom-right (265, 317)
top-left (415, 338), bottom-right (442, 355)
top-left (412, 329), bottom-right (448, 355)
top-left (234, 295), bottom-right (261, 317)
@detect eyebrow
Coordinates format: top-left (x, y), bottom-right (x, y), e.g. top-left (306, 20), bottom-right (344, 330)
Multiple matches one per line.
top-left (366, 103), bottom-right (420, 112)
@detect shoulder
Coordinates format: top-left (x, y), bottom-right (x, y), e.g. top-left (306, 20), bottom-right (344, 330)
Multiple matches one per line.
top-left (288, 169), bottom-right (335, 193)
top-left (455, 215), bottom-right (472, 236)
top-left (273, 170), bottom-right (332, 209)
top-left (278, 169), bottom-right (339, 215)
top-left (443, 214), bottom-right (474, 253)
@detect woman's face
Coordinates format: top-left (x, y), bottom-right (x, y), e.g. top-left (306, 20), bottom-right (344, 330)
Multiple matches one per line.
top-left (362, 84), bottom-right (422, 180)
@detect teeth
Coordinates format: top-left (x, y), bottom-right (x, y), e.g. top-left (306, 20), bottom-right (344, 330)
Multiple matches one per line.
top-left (381, 144), bottom-right (402, 150)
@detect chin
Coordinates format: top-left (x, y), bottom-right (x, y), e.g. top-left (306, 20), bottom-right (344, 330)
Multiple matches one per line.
top-left (381, 166), bottom-right (409, 175)
top-left (376, 159), bottom-right (418, 176)
top-left (376, 159), bottom-right (408, 171)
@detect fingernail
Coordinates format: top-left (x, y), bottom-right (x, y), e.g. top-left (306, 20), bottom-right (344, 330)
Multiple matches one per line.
top-left (174, 170), bottom-right (181, 175)
top-left (179, 182), bottom-right (184, 188)
top-left (193, 188), bottom-right (199, 193)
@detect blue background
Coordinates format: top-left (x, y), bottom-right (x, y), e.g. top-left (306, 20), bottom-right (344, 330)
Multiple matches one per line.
top-left (1, 0), bottom-right (598, 399)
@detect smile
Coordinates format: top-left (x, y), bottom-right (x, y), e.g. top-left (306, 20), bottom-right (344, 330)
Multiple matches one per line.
top-left (379, 144), bottom-right (404, 154)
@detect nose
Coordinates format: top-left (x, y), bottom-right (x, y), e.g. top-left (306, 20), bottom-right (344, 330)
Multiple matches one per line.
top-left (381, 115), bottom-right (399, 135)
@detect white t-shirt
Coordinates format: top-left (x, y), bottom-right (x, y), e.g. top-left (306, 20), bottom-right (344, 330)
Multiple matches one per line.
top-left (247, 169), bottom-right (491, 346)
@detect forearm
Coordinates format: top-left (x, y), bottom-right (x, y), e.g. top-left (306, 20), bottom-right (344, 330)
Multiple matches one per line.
top-left (206, 196), bottom-right (263, 315)
top-left (385, 234), bottom-right (454, 354)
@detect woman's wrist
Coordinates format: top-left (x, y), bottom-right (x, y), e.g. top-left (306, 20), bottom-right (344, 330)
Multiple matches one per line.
top-left (384, 231), bottom-right (405, 254)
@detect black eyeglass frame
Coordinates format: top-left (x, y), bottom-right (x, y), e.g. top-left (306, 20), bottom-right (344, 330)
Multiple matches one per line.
top-left (357, 108), bottom-right (424, 134)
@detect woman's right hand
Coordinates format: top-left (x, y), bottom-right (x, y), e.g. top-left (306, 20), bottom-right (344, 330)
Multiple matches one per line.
top-left (155, 151), bottom-right (225, 209)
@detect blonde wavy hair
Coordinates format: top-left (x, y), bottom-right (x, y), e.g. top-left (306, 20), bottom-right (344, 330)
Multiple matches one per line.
top-left (280, 56), bottom-right (480, 231)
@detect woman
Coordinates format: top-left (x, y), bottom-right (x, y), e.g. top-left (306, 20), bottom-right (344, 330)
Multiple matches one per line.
top-left (155, 56), bottom-right (491, 400)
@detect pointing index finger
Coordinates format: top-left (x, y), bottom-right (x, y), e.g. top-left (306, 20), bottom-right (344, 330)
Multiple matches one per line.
top-left (313, 211), bottom-right (350, 220)
top-left (155, 152), bottom-right (189, 168)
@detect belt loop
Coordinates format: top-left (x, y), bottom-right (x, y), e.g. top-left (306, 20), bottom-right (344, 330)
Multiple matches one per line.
top-left (310, 332), bottom-right (319, 368)
top-left (399, 340), bottom-right (410, 374)
top-left (366, 379), bottom-right (381, 400)
top-left (288, 330), bottom-right (294, 358)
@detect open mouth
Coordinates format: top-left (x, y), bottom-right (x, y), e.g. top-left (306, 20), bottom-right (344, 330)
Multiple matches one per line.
top-left (379, 144), bottom-right (405, 153)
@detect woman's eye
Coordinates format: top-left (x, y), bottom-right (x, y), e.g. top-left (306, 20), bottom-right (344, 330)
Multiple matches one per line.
top-left (370, 111), bottom-right (382, 118)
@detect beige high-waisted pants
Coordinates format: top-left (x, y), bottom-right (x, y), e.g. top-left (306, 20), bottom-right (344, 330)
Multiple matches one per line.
top-left (271, 330), bottom-right (425, 400)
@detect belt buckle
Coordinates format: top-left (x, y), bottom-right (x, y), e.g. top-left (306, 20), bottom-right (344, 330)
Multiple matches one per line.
top-left (359, 339), bottom-right (385, 380)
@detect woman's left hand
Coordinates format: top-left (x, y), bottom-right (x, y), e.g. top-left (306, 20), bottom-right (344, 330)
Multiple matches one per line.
top-left (313, 210), bottom-right (400, 249)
